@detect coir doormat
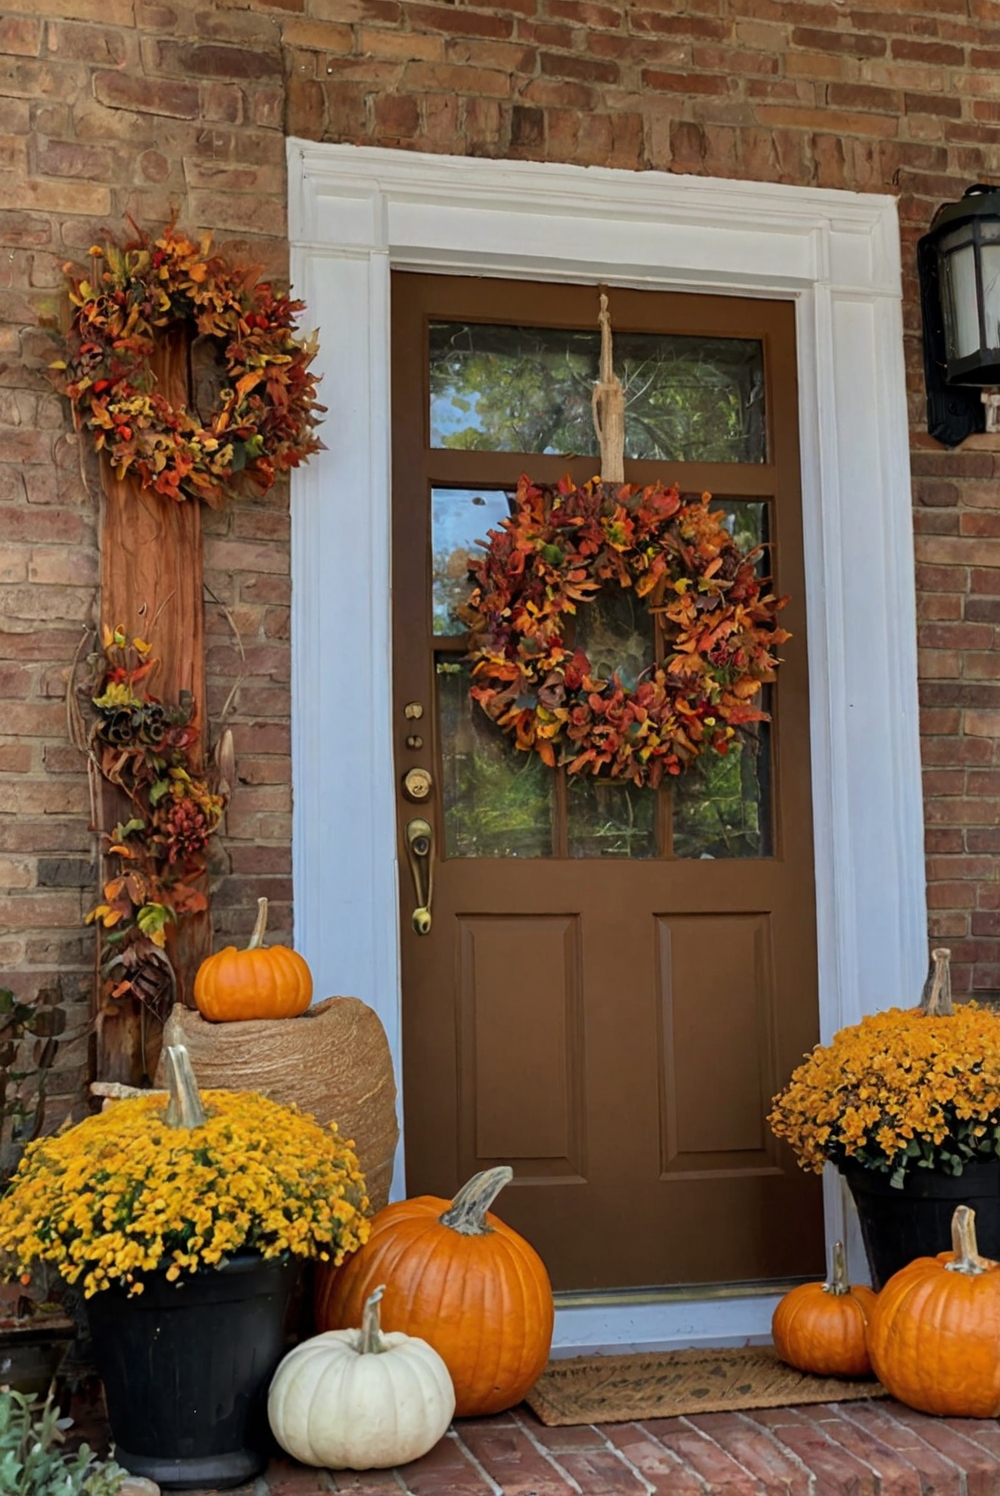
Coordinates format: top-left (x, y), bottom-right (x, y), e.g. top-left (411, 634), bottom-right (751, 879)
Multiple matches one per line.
top-left (525, 1345), bottom-right (886, 1426)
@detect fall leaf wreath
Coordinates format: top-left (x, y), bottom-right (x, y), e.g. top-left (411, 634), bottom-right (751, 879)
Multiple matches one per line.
top-left (462, 475), bottom-right (790, 788)
top-left (51, 222), bottom-right (324, 506)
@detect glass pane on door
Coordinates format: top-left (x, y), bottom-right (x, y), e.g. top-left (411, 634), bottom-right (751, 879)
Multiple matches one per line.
top-left (431, 486), bottom-right (512, 635)
top-left (672, 726), bottom-right (771, 859)
top-left (670, 498), bottom-right (771, 857)
top-left (567, 584), bottom-right (660, 858)
top-left (438, 662), bottom-right (555, 858)
top-left (567, 777), bottom-right (657, 858)
top-left (429, 321), bottom-right (766, 462)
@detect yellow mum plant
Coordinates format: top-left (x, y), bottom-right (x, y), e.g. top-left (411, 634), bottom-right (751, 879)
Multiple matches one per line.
top-left (0, 1073), bottom-right (370, 1299)
top-left (769, 949), bottom-right (1000, 1188)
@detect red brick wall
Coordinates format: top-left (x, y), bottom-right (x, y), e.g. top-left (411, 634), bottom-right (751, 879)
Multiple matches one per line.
top-left (2, 0), bottom-right (1000, 1108)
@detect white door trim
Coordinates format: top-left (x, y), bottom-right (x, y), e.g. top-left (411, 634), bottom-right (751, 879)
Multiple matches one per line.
top-left (286, 141), bottom-right (926, 1352)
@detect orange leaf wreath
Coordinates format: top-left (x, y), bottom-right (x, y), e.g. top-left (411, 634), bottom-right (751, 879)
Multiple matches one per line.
top-left (51, 222), bottom-right (324, 506)
top-left (462, 475), bottom-right (790, 789)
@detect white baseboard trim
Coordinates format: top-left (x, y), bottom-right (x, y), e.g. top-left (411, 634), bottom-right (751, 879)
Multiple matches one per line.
top-left (552, 1296), bottom-right (780, 1355)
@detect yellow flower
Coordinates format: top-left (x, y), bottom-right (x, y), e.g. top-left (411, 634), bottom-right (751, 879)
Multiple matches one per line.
top-left (769, 1004), bottom-right (1000, 1179)
top-left (0, 1090), bottom-right (370, 1298)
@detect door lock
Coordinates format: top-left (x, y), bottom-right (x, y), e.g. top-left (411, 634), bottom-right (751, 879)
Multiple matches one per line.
top-left (402, 766), bottom-right (433, 802)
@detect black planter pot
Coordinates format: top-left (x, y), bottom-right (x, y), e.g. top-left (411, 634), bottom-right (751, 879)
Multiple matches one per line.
top-left (84, 1252), bottom-right (299, 1491)
top-left (842, 1157), bottom-right (1000, 1289)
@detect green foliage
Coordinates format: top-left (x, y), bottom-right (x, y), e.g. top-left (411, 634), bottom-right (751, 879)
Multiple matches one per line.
top-left (0, 1391), bottom-right (125, 1496)
top-left (429, 321), bottom-right (766, 464)
top-left (0, 986), bottom-right (66, 1193)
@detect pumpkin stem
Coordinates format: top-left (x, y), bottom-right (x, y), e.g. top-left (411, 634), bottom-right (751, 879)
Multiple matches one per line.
top-left (920, 947), bottom-right (953, 1016)
top-left (440, 1166), bottom-right (513, 1236)
top-left (824, 1240), bottom-right (850, 1296)
top-left (163, 1044), bottom-right (207, 1130)
top-left (946, 1205), bottom-right (992, 1276)
top-left (247, 896), bottom-right (269, 951)
top-left (359, 1285), bottom-right (387, 1354)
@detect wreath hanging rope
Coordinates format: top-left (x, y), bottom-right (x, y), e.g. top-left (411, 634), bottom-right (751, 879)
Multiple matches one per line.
top-left (51, 222), bottom-right (324, 506)
top-left (462, 295), bottom-right (790, 789)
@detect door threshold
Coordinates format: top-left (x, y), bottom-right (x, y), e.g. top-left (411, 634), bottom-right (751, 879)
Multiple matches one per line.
top-left (551, 1279), bottom-right (801, 1356)
top-left (554, 1277), bottom-right (809, 1309)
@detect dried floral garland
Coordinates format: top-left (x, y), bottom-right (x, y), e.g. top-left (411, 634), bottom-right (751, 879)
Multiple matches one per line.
top-left (84, 628), bottom-right (227, 1015)
top-left (462, 475), bottom-right (789, 788)
top-left (51, 223), bottom-right (323, 506)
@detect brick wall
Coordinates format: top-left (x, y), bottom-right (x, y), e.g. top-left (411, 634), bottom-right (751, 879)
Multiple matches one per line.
top-left (2, 0), bottom-right (1000, 1106)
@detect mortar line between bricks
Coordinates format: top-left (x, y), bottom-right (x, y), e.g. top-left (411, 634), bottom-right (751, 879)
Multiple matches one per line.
top-left (594, 1427), bottom-right (657, 1495)
top-left (836, 1401), bottom-right (968, 1496)
top-left (678, 1414), bottom-right (769, 1492)
top-left (880, 1406), bottom-right (976, 1496)
top-left (732, 1411), bottom-right (817, 1496)
top-left (509, 1411), bottom-right (585, 1494)
top-left (812, 1402), bottom-right (889, 1486)
top-left (446, 1427), bottom-right (504, 1495)
top-left (631, 1428), bottom-right (712, 1496)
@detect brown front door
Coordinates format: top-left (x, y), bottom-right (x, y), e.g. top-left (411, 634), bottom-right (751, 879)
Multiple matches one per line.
top-left (391, 273), bottom-right (823, 1293)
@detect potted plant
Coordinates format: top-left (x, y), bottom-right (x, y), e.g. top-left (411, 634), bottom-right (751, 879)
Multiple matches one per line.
top-left (0, 1386), bottom-right (126, 1494)
top-left (769, 948), bottom-right (1000, 1288)
top-left (0, 983), bottom-right (76, 1395)
top-left (0, 1045), bottom-right (370, 1491)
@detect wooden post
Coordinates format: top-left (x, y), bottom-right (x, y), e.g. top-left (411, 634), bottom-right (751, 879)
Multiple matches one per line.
top-left (95, 327), bottom-right (211, 1084)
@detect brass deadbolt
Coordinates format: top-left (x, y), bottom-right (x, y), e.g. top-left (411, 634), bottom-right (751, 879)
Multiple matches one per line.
top-left (403, 701), bottom-right (424, 721)
top-left (402, 766), bottom-right (433, 801)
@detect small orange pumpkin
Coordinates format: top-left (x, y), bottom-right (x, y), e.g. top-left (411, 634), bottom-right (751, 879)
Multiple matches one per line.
top-left (315, 1166), bottom-right (554, 1417)
top-left (772, 1241), bottom-right (876, 1378)
top-left (194, 897), bottom-right (312, 1022)
top-left (867, 1205), bottom-right (1000, 1417)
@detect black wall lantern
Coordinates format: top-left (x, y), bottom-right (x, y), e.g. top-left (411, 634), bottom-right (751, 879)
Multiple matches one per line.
top-left (918, 184), bottom-right (1000, 447)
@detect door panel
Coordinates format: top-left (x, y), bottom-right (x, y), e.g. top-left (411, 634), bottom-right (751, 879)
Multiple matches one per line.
top-left (392, 272), bottom-right (823, 1292)
top-left (459, 914), bottom-right (585, 1175)
top-left (657, 913), bottom-right (776, 1169)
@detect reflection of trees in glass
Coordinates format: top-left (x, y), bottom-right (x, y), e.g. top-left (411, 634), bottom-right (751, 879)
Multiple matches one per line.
top-left (429, 322), bottom-right (766, 463)
top-left (673, 726), bottom-right (770, 859)
top-left (433, 547), bottom-right (474, 634)
top-left (438, 664), bottom-right (554, 858)
top-left (568, 778), bottom-right (656, 858)
top-left (574, 586), bottom-right (653, 692)
top-left (431, 488), bottom-right (514, 634)
top-left (717, 499), bottom-right (765, 556)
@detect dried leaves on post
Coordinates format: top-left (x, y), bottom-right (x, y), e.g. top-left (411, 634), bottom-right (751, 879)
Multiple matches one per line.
top-left (84, 627), bottom-right (226, 1016)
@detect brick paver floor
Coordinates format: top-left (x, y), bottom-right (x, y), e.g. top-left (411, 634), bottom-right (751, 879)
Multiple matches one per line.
top-left (176, 1399), bottom-right (1000, 1494)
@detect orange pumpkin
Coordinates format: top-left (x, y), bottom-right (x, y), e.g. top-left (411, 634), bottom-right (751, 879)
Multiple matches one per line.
top-left (194, 897), bottom-right (312, 1022)
top-left (315, 1166), bottom-right (554, 1416)
top-left (867, 1205), bottom-right (1000, 1417)
top-left (772, 1242), bottom-right (876, 1378)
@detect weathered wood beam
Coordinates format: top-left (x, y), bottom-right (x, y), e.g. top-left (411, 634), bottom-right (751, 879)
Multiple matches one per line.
top-left (94, 327), bottom-right (211, 1085)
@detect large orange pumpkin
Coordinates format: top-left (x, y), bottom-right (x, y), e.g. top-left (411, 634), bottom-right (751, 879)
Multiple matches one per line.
top-left (193, 897), bottom-right (312, 1022)
top-left (316, 1166), bottom-right (554, 1416)
top-left (772, 1242), bottom-right (876, 1378)
top-left (867, 1205), bottom-right (1000, 1417)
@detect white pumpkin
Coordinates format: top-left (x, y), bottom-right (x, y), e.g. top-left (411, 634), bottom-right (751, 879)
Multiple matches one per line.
top-left (267, 1285), bottom-right (455, 1469)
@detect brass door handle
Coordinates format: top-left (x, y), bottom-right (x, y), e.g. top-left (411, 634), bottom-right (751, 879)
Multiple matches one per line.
top-left (405, 817), bottom-right (434, 936)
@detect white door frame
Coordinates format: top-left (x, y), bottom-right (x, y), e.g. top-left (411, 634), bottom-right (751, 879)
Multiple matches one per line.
top-left (287, 141), bottom-right (926, 1352)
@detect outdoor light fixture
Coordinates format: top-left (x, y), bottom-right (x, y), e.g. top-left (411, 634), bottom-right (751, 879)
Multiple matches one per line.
top-left (919, 183), bottom-right (1000, 447)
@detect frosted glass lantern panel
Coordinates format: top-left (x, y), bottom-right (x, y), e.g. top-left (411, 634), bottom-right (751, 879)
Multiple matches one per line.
top-left (981, 242), bottom-right (1000, 352)
top-left (941, 238), bottom-right (980, 361)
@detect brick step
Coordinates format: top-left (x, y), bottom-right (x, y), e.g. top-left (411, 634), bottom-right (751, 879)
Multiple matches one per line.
top-left (179, 1399), bottom-right (1000, 1495)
